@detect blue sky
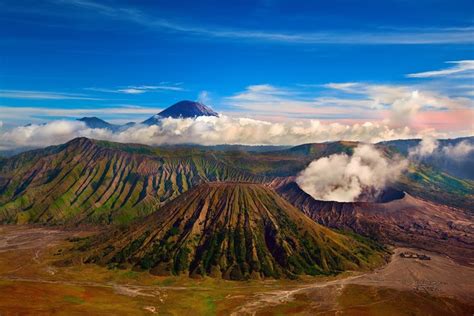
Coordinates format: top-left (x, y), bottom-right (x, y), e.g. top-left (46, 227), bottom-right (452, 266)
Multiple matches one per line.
top-left (0, 0), bottom-right (473, 136)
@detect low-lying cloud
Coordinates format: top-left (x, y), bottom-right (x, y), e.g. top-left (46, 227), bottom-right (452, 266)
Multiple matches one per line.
top-left (408, 137), bottom-right (439, 158)
top-left (409, 137), bottom-right (473, 160)
top-left (0, 116), bottom-right (425, 150)
top-left (442, 141), bottom-right (474, 159)
top-left (296, 145), bottom-right (408, 202)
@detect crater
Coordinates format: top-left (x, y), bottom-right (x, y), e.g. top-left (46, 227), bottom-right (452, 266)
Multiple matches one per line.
top-left (372, 187), bottom-right (406, 203)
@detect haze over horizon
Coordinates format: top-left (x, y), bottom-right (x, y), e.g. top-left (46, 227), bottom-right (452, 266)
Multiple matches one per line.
top-left (1, 0), bottom-right (473, 149)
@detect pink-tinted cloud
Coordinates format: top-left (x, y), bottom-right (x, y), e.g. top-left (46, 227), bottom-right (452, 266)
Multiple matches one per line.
top-left (413, 109), bottom-right (473, 132)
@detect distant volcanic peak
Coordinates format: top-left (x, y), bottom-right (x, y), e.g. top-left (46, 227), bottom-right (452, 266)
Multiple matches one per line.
top-left (83, 182), bottom-right (385, 280)
top-left (77, 117), bottom-right (117, 130)
top-left (158, 100), bottom-right (218, 118)
top-left (78, 116), bottom-right (104, 122)
top-left (142, 100), bottom-right (218, 125)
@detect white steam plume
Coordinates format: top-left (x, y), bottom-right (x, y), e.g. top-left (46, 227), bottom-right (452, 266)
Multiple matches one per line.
top-left (296, 144), bottom-right (408, 202)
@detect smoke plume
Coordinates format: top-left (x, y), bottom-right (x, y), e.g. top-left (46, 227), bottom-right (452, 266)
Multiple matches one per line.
top-left (296, 144), bottom-right (408, 202)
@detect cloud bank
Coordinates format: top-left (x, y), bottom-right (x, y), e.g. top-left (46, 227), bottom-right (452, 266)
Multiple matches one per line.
top-left (296, 145), bottom-right (408, 202)
top-left (0, 116), bottom-right (425, 150)
top-left (225, 81), bottom-right (472, 134)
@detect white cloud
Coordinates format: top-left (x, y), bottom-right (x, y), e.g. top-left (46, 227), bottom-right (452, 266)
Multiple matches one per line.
top-left (409, 138), bottom-right (473, 160)
top-left (86, 84), bottom-right (183, 94)
top-left (197, 91), bottom-right (211, 104)
top-left (0, 120), bottom-right (90, 148)
top-left (117, 88), bottom-right (146, 94)
top-left (296, 145), bottom-right (408, 202)
top-left (323, 82), bottom-right (472, 127)
top-left (442, 140), bottom-right (474, 159)
top-left (409, 137), bottom-right (439, 158)
top-left (226, 83), bottom-right (472, 128)
top-left (407, 60), bottom-right (474, 78)
top-left (0, 116), bottom-right (426, 150)
top-left (225, 84), bottom-right (379, 119)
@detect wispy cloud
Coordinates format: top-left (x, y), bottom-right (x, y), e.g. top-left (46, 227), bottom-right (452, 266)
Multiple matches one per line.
top-left (85, 84), bottom-right (184, 94)
top-left (0, 105), bottom-right (163, 124)
top-left (0, 89), bottom-right (101, 100)
top-left (224, 84), bottom-right (375, 120)
top-left (197, 90), bottom-right (211, 104)
top-left (57, 0), bottom-right (474, 45)
top-left (407, 60), bottom-right (474, 78)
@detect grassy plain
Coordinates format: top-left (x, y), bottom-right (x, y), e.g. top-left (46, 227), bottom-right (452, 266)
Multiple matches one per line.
top-left (0, 225), bottom-right (472, 315)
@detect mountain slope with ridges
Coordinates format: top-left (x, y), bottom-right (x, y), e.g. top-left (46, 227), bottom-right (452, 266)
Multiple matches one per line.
top-left (77, 182), bottom-right (387, 280)
top-left (0, 138), bottom-right (264, 225)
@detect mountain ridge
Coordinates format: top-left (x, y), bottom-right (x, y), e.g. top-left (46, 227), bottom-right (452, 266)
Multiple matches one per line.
top-left (0, 138), bottom-right (265, 225)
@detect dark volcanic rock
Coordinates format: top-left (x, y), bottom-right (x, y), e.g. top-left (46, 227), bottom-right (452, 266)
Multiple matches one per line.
top-left (142, 100), bottom-right (218, 125)
top-left (77, 117), bottom-right (120, 130)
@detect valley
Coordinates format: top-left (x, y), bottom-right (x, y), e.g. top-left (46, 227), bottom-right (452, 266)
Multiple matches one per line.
top-left (0, 136), bottom-right (473, 314)
top-left (0, 225), bottom-right (472, 315)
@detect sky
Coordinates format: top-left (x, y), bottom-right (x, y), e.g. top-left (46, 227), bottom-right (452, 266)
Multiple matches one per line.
top-left (0, 0), bottom-right (473, 148)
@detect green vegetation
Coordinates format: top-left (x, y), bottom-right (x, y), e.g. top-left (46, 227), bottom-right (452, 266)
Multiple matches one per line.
top-left (0, 136), bottom-right (471, 228)
top-left (397, 164), bottom-right (474, 209)
top-left (80, 182), bottom-right (387, 280)
top-left (63, 295), bottom-right (85, 305)
top-left (0, 138), bottom-right (264, 225)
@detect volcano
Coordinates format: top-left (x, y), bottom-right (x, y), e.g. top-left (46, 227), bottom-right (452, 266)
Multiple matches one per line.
top-left (272, 179), bottom-right (474, 265)
top-left (142, 100), bottom-right (218, 125)
top-left (77, 117), bottom-right (120, 131)
top-left (80, 182), bottom-right (386, 280)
